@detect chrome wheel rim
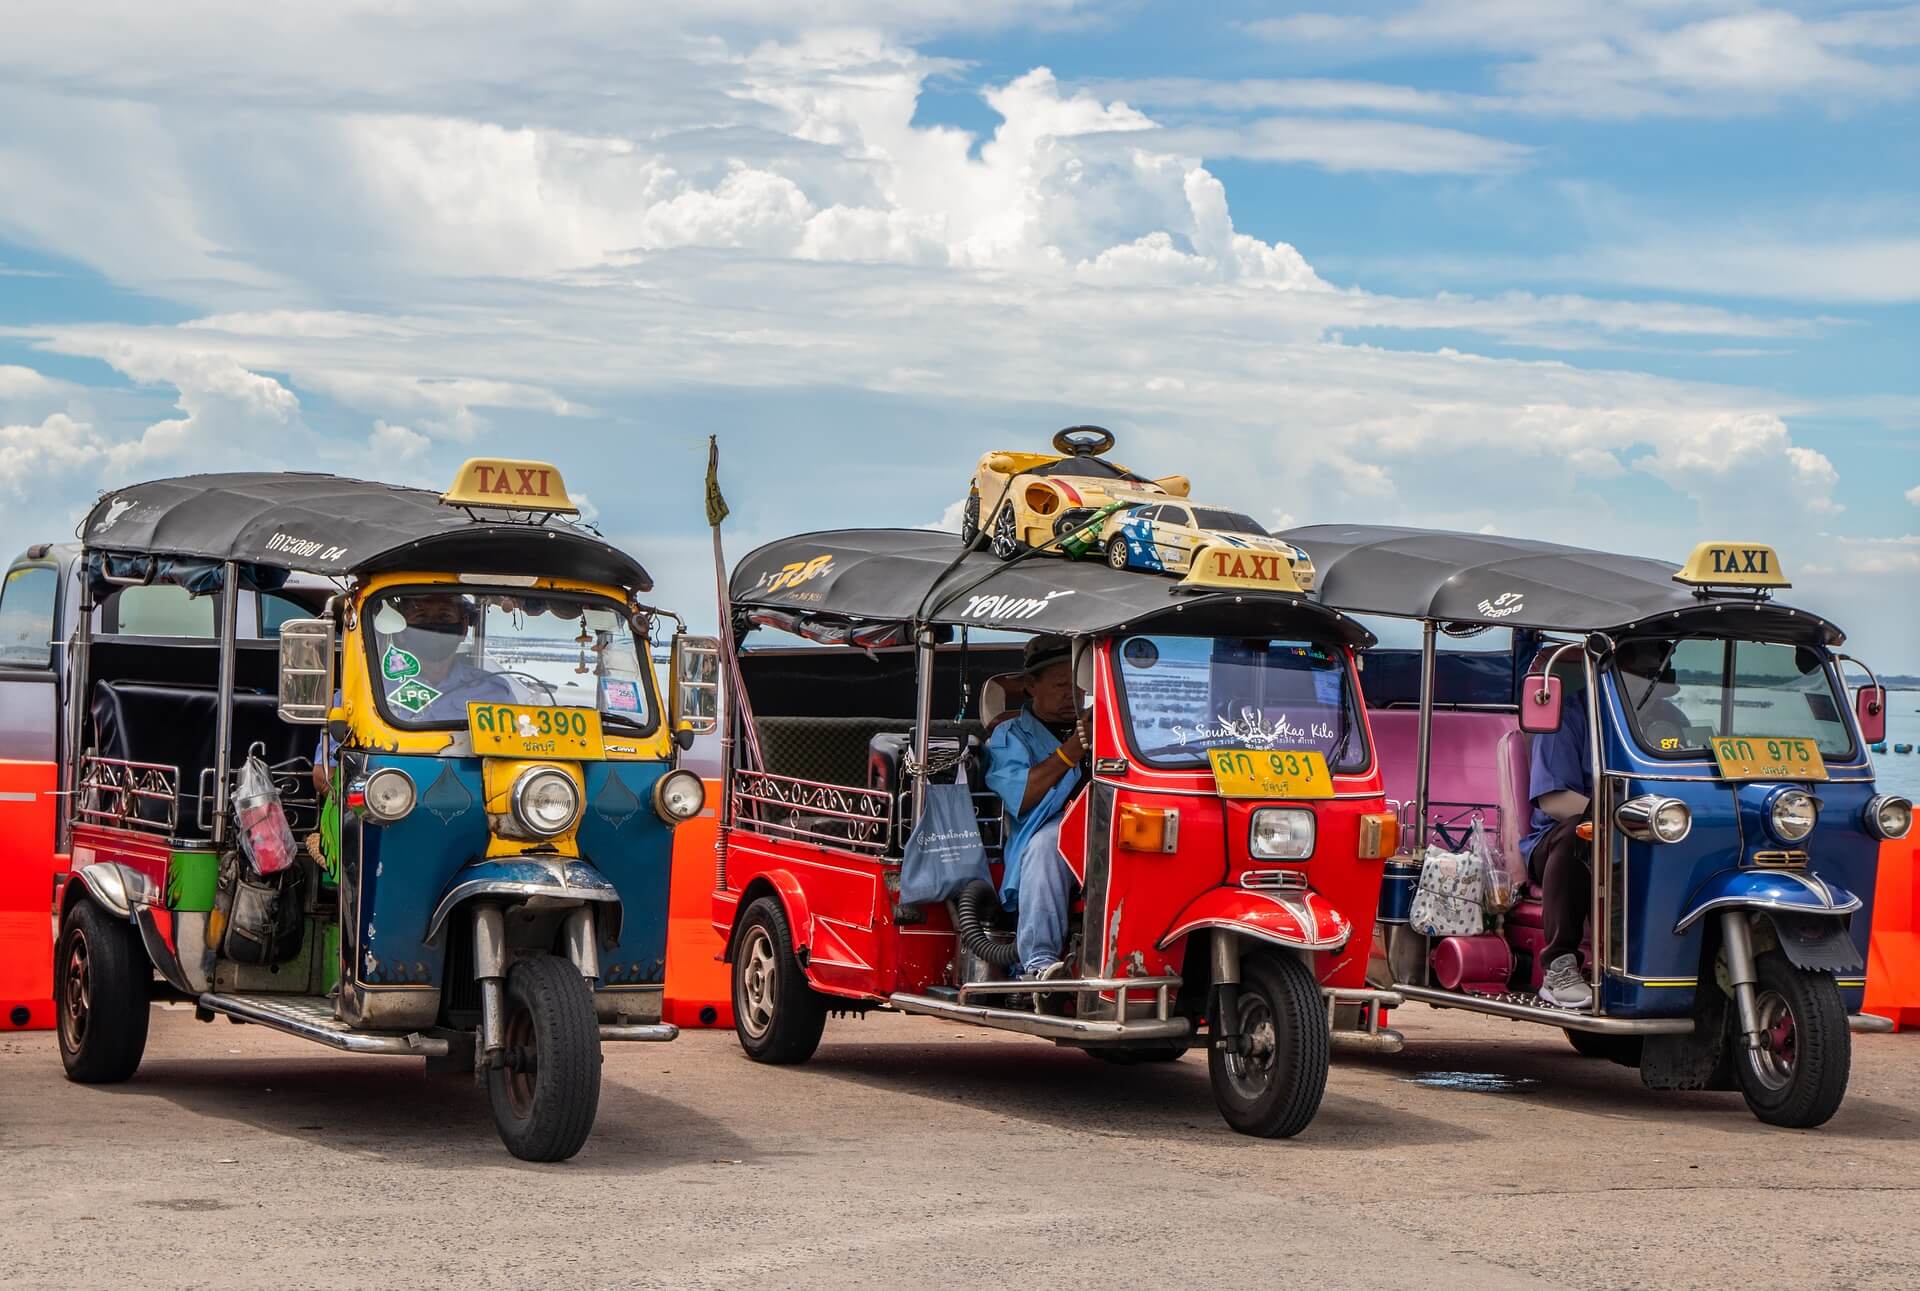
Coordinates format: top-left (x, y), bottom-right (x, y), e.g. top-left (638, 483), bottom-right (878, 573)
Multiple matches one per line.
top-left (1224, 993), bottom-right (1279, 1100)
top-left (738, 926), bottom-right (778, 1040)
top-left (1106, 539), bottom-right (1128, 570)
top-left (1749, 989), bottom-right (1796, 1092)
top-left (991, 507), bottom-right (1018, 558)
top-left (60, 930), bottom-right (92, 1051)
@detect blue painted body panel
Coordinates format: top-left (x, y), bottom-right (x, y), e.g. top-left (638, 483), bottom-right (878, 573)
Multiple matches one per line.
top-left (576, 761), bottom-right (674, 986)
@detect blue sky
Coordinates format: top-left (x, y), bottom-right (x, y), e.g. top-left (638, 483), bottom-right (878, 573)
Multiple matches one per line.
top-left (1, 1), bottom-right (1916, 667)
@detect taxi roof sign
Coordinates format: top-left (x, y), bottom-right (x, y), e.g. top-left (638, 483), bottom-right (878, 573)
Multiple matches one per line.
top-left (442, 459), bottom-right (578, 514)
top-left (1674, 541), bottom-right (1789, 590)
top-left (1177, 544), bottom-right (1305, 594)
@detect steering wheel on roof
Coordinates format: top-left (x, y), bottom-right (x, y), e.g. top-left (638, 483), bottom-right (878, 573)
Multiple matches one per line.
top-left (1053, 425), bottom-right (1115, 457)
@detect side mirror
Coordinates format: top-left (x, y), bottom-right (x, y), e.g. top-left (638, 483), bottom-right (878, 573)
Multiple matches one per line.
top-left (668, 634), bottom-right (722, 738)
top-left (1520, 673), bottom-right (1564, 735)
top-left (277, 618), bottom-right (336, 725)
top-left (1856, 685), bottom-right (1888, 746)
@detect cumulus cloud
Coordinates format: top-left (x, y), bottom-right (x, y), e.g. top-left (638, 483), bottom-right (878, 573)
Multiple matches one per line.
top-left (0, 413), bottom-right (106, 497)
top-left (1907, 484), bottom-right (1920, 506)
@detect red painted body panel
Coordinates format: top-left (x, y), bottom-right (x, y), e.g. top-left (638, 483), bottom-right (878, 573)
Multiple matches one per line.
top-left (1159, 886), bottom-right (1351, 952)
top-left (0, 759), bottom-right (60, 1029)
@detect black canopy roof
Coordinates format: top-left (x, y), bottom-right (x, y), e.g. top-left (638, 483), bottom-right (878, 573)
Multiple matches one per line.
top-left (731, 528), bottom-right (1375, 645)
top-left (78, 472), bottom-right (652, 591)
top-left (1282, 524), bottom-right (1841, 645)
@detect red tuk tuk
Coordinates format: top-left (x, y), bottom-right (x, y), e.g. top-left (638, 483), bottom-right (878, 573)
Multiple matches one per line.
top-left (705, 529), bottom-right (1400, 1137)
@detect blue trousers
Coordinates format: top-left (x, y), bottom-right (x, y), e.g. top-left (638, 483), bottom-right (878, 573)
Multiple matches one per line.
top-left (1014, 817), bottom-right (1074, 975)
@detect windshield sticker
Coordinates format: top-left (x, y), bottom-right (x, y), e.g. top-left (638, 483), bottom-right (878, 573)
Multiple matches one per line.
top-left (389, 678), bottom-right (443, 715)
top-left (1476, 591), bottom-right (1525, 619)
top-left (959, 589), bottom-right (1075, 622)
top-left (1122, 638), bottom-right (1160, 669)
top-left (601, 678), bottom-right (642, 713)
top-left (1171, 709), bottom-right (1336, 750)
top-left (382, 646), bottom-right (421, 681)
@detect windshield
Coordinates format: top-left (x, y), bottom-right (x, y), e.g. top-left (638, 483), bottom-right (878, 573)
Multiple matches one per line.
top-left (366, 587), bottom-right (658, 733)
top-left (1616, 636), bottom-right (1853, 760)
top-left (1114, 634), bottom-right (1367, 771)
top-left (1190, 507), bottom-right (1267, 537)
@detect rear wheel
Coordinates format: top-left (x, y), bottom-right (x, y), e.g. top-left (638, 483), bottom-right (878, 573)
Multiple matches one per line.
top-left (486, 954), bottom-right (601, 1162)
top-left (1733, 950), bottom-right (1850, 1129)
top-left (1104, 536), bottom-right (1131, 570)
top-left (1207, 952), bottom-right (1328, 1139)
top-left (733, 897), bottom-right (828, 1064)
top-left (57, 898), bottom-right (150, 1084)
top-left (960, 493), bottom-right (981, 545)
top-left (1564, 1029), bottom-right (1644, 1067)
top-left (990, 504), bottom-right (1023, 561)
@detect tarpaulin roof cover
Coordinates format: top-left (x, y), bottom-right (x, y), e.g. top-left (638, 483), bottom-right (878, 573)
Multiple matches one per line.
top-left (1282, 524), bottom-right (1841, 645)
top-left (731, 528), bottom-right (1375, 645)
top-left (79, 472), bottom-right (652, 591)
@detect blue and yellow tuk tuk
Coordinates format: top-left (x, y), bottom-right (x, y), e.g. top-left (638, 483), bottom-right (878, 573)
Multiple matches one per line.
top-left (1287, 525), bottom-right (1910, 1127)
top-left (41, 461), bottom-right (713, 1159)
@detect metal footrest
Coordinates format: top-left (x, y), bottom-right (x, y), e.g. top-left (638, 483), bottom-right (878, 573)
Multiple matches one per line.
top-left (1393, 983), bottom-right (1694, 1035)
top-left (1330, 1028), bottom-right (1406, 1054)
top-left (197, 992), bottom-right (450, 1057)
top-left (600, 1023), bottom-right (678, 1043)
top-left (888, 992), bottom-right (1191, 1042)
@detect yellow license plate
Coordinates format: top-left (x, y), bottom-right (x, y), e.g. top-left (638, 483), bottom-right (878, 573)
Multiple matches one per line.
top-left (468, 703), bottom-right (604, 761)
top-left (1710, 736), bottom-right (1828, 782)
top-left (1208, 748), bottom-right (1335, 799)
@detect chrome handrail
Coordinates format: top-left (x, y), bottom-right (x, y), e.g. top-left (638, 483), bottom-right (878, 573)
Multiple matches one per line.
top-left (76, 755), bottom-right (181, 835)
top-left (731, 768), bottom-right (892, 854)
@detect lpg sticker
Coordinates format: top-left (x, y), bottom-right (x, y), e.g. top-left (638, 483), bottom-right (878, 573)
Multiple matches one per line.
top-left (1476, 591), bottom-right (1525, 619)
top-left (960, 589), bottom-right (1074, 622)
top-left (389, 678), bottom-right (443, 714)
top-left (382, 645), bottom-right (421, 680)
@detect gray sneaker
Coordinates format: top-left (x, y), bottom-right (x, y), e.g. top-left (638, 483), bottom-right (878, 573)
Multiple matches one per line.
top-left (1539, 954), bottom-right (1593, 1009)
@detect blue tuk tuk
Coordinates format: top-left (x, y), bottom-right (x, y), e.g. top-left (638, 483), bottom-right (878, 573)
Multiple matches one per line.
top-left (1286, 525), bottom-right (1910, 1127)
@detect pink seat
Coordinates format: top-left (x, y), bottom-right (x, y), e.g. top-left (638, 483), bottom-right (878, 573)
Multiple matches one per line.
top-left (1369, 708), bottom-right (1517, 842)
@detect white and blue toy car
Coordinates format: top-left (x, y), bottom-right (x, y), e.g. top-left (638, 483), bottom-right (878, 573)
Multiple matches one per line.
top-left (1098, 502), bottom-right (1316, 589)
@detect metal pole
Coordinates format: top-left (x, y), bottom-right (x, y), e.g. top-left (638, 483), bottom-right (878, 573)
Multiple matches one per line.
top-left (210, 561), bottom-right (240, 846)
top-left (1585, 647), bottom-right (1606, 1002)
top-left (1413, 619), bottom-right (1437, 853)
top-left (910, 627), bottom-right (936, 825)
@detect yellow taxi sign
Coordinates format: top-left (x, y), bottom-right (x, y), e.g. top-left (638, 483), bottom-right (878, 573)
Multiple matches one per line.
top-left (1674, 541), bottom-right (1788, 589)
top-left (443, 459), bottom-right (578, 513)
top-left (1710, 735), bottom-right (1828, 782)
top-left (468, 702), bottom-right (604, 760)
top-left (1208, 748), bottom-right (1334, 799)
top-left (1179, 545), bottom-right (1304, 594)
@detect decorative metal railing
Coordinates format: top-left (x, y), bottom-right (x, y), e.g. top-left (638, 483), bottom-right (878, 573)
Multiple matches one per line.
top-left (731, 768), bottom-right (893, 854)
top-left (77, 756), bottom-right (181, 835)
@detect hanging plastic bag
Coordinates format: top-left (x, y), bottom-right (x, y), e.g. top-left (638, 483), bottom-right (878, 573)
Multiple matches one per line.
top-left (233, 755), bottom-right (296, 876)
top-left (1470, 817), bottom-right (1516, 913)
top-left (899, 764), bottom-right (991, 906)
top-left (1409, 844), bottom-right (1484, 936)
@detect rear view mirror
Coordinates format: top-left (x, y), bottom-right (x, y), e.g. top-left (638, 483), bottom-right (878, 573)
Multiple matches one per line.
top-left (1520, 673), bottom-right (1564, 735)
top-left (1856, 685), bottom-right (1888, 746)
top-left (669, 634), bottom-right (722, 737)
top-left (276, 618), bottom-right (336, 725)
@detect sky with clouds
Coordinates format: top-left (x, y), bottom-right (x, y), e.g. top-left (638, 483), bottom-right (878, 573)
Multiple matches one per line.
top-left (1, 1), bottom-right (1915, 667)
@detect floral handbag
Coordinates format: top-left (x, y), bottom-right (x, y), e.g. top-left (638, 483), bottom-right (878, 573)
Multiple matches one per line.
top-left (1409, 845), bottom-right (1486, 937)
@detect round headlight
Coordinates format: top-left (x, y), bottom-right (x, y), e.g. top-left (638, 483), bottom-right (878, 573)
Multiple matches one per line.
top-left (1768, 788), bottom-right (1818, 843)
top-left (653, 769), bottom-right (706, 823)
top-left (1651, 799), bottom-right (1693, 844)
top-left (1250, 807), bottom-right (1315, 860)
top-left (362, 768), bottom-right (416, 822)
top-left (512, 767), bottom-right (581, 838)
top-left (1866, 794), bottom-right (1912, 841)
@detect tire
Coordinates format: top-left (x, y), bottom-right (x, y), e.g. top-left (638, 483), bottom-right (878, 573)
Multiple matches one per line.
top-left (732, 897), bottom-right (828, 1064)
top-left (1733, 950), bottom-right (1850, 1129)
top-left (486, 954), bottom-right (602, 1162)
top-left (57, 898), bottom-right (151, 1084)
top-left (1564, 1028), bottom-right (1644, 1067)
top-left (989, 504), bottom-right (1023, 561)
top-left (1207, 951), bottom-right (1329, 1139)
top-left (1089, 1043), bottom-right (1189, 1065)
top-left (960, 493), bottom-right (981, 546)
top-left (1105, 536), bottom-right (1131, 570)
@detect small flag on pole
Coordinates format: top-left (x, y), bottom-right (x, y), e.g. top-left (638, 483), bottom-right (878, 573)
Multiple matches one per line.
top-left (704, 435), bottom-right (730, 528)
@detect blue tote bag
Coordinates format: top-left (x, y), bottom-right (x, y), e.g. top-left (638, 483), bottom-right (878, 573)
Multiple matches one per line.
top-left (898, 765), bottom-right (991, 905)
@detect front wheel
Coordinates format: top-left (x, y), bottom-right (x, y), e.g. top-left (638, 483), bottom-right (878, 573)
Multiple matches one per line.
top-left (57, 898), bottom-right (150, 1084)
top-left (1207, 951), bottom-right (1329, 1139)
top-left (486, 954), bottom-right (602, 1162)
top-left (1733, 950), bottom-right (1850, 1129)
top-left (733, 897), bottom-right (828, 1064)
top-left (960, 492), bottom-right (981, 545)
top-left (1104, 536), bottom-right (1131, 570)
top-left (990, 504), bottom-right (1023, 561)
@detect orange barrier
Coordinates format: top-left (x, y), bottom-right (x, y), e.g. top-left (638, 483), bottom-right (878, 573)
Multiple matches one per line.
top-left (662, 781), bottom-right (733, 1029)
top-left (1864, 837), bottom-right (1920, 1032)
top-left (0, 760), bottom-right (60, 1031)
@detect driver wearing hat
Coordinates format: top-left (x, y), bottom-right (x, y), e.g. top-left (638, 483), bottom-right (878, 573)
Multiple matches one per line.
top-left (983, 634), bottom-right (1085, 983)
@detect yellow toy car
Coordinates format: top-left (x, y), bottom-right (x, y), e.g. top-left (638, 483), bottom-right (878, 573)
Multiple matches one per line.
top-left (961, 426), bottom-right (1191, 560)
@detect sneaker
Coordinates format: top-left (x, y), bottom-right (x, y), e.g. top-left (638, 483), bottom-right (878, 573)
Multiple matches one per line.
top-left (1029, 960), bottom-right (1070, 983)
top-left (1539, 954), bottom-right (1593, 1009)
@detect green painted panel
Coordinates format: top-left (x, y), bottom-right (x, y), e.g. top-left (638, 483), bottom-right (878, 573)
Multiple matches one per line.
top-left (168, 850), bottom-right (218, 912)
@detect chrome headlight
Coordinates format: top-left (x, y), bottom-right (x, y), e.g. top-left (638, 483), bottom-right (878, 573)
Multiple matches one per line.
top-left (653, 769), bottom-right (706, 823)
top-left (1615, 795), bottom-right (1691, 844)
top-left (360, 768), bottom-right (416, 823)
top-left (1767, 787), bottom-right (1818, 844)
top-left (1865, 794), bottom-right (1912, 841)
top-left (511, 766), bottom-right (582, 838)
top-left (1250, 807), bottom-right (1315, 860)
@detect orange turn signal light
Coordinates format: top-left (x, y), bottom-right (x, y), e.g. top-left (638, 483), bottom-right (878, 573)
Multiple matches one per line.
top-left (1357, 812), bottom-right (1399, 860)
top-left (1119, 803), bottom-right (1180, 853)
top-left (1576, 821), bottom-right (1594, 842)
